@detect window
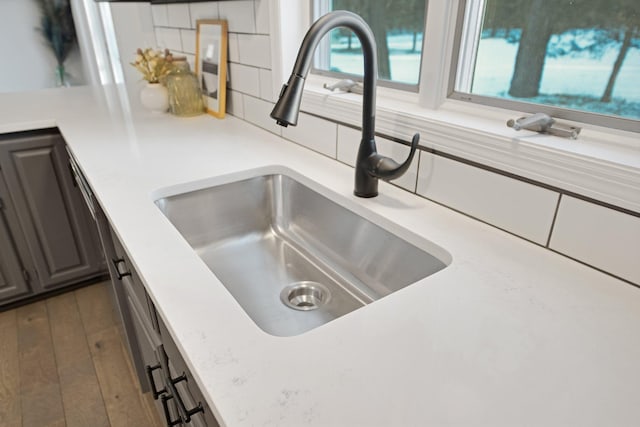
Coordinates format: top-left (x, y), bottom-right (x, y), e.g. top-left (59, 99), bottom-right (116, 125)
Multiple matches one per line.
top-left (452, 0), bottom-right (639, 130)
top-left (309, 0), bottom-right (639, 132)
top-left (312, 0), bottom-right (427, 90)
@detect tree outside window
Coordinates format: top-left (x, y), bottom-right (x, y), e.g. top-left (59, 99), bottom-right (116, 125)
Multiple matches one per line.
top-left (471, 0), bottom-right (639, 119)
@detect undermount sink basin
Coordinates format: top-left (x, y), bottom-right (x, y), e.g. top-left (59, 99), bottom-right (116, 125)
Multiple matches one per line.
top-left (154, 171), bottom-right (450, 336)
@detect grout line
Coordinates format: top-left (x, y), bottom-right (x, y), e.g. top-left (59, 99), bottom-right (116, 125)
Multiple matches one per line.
top-left (415, 191), bottom-right (548, 248)
top-left (227, 61), bottom-right (272, 71)
top-left (546, 193), bottom-right (562, 248)
top-left (186, 4), bottom-right (192, 32)
top-left (430, 147), bottom-right (640, 218)
top-left (546, 248), bottom-right (639, 289)
top-left (300, 110), bottom-right (640, 218)
top-left (241, 92), bottom-right (246, 121)
top-left (412, 149), bottom-right (421, 194)
top-left (252, 0), bottom-right (258, 35)
top-left (334, 121), bottom-right (338, 159)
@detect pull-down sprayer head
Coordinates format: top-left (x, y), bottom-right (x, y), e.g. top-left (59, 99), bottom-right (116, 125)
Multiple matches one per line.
top-left (271, 74), bottom-right (306, 127)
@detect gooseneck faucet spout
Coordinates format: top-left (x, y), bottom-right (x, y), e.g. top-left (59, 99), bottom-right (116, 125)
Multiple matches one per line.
top-left (270, 11), bottom-right (419, 198)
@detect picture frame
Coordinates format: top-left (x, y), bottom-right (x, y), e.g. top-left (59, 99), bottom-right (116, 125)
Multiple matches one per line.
top-left (195, 19), bottom-right (228, 118)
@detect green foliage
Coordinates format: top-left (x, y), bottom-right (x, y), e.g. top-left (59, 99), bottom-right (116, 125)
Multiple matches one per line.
top-left (35, 0), bottom-right (77, 66)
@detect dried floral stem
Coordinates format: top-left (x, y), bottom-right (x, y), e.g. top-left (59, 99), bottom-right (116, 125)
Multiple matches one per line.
top-left (131, 48), bottom-right (175, 84)
top-left (35, 0), bottom-right (76, 67)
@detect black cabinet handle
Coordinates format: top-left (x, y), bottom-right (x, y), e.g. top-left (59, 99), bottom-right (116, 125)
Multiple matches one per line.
top-left (161, 394), bottom-right (182, 427)
top-left (167, 372), bottom-right (204, 423)
top-left (111, 258), bottom-right (131, 280)
top-left (145, 364), bottom-right (166, 400)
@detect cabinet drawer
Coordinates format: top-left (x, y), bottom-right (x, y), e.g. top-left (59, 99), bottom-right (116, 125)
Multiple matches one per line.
top-left (167, 359), bottom-right (208, 427)
top-left (158, 315), bottom-right (220, 427)
top-left (110, 230), bottom-right (159, 333)
top-left (126, 291), bottom-right (163, 399)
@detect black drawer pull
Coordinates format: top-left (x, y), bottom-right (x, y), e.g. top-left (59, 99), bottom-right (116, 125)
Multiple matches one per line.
top-left (169, 372), bottom-right (204, 423)
top-left (111, 258), bottom-right (131, 280)
top-left (161, 394), bottom-right (182, 426)
top-left (145, 364), bottom-right (166, 400)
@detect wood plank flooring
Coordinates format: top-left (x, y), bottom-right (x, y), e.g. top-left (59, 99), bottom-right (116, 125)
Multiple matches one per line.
top-left (0, 281), bottom-right (163, 427)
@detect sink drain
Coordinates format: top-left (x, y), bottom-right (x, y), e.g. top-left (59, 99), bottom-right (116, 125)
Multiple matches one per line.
top-left (281, 282), bottom-right (330, 311)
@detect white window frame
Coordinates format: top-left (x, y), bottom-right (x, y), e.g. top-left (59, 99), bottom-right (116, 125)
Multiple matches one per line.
top-left (310, 0), bottom-right (426, 92)
top-left (268, 0), bottom-right (640, 213)
top-left (450, 0), bottom-right (638, 133)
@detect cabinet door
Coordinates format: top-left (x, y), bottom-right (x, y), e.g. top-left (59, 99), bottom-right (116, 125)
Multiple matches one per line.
top-left (0, 174), bottom-right (32, 302)
top-left (159, 315), bottom-right (220, 427)
top-left (0, 132), bottom-right (103, 289)
top-left (0, 236), bottom-right (28, 301)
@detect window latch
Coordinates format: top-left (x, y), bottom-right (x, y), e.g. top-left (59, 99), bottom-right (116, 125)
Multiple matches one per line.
top-left (323, 79), bottom-right (363, 95)
top-left (507, 113), bottom-right (581, 139)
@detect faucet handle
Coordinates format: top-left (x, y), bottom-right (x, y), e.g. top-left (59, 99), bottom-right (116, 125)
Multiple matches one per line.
top-left (323, 79), bottom-right (363, 94)
top-left (367, 133), bottom-right (420, 180)
top-left (507, 113), bottom-right (581, 139)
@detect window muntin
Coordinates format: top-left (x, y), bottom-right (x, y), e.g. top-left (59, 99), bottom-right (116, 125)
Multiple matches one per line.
top-left (451, 0), bottom-right (640, 131)
top-left (312, 0), bottom-right (427, 90)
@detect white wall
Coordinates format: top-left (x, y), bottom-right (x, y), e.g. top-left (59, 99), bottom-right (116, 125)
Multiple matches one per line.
top-left (0, 0), bottom-right (85, 93)
top-left (108, 2), bottom-right (157, 88)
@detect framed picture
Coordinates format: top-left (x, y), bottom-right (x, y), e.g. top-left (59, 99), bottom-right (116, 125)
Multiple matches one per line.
top-left (196, 20), bottom-right (228, 118)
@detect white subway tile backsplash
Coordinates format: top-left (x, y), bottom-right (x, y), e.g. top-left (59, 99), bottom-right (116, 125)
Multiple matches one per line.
top-left (155, 27), bottom-right (182, 52)
top-left (151, 4), bottom-right (168, 27)
top-left (228, 33), bottom-right (240, 63)
top-left (227, 90), bottom-right (244, 119)
top-left (189, 1), bottom-right (219, 28)
top-left (167, 4), bottom-right (191, 28)
top-left (243, 95), bottom-right (282, 135)
top-left (180, 29), bottom-right (196, 54)
top-left (282, 113), bottom-right (337, 158)
top-left (228, 63), bottom-right (260, 97)
top-left (259, 69), bottom-right (273, 101)
top-left (416, 153), bottom-right (559, 244)
top-left (237, 34), bottom-right (271, 68)
top-left (337, 125), bottom-right (418, 192)
top-left (254, 0), bottom-right (270, 34)
top-left (549, 196), bottom-right (640, 284)
top-left (218, 0), bottom-right (256, 34)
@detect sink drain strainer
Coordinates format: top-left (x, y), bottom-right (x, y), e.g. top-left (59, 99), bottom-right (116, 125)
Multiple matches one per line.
top-left (281, 282), bottom-right (330, 311)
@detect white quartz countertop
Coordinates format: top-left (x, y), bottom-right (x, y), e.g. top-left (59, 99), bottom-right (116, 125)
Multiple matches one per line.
top-left (2, 85), bottom-right (639, 426)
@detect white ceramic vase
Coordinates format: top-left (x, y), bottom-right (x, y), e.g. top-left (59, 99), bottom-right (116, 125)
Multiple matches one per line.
top-left (140, 83), bottom-right (169, 113)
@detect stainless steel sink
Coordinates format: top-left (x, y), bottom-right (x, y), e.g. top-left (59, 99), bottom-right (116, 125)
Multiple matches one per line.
top-left (155, 173), bottom-right (450, 336)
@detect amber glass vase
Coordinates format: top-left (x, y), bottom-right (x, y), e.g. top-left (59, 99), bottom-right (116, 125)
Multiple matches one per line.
top-left (166, 60), bottom-right (205, 117)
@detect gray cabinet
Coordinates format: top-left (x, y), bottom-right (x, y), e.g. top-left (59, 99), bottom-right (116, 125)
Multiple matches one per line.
top-left (108, 225), bottom-right (218, 427)
top-left (0, 174), bottom-right (31, 300)
top-left (68, 144), bottom-right (219, 426)
top-left (0, 129), bottom-right (105, 305)
top-left (0, 223), bottom-right (28, 300)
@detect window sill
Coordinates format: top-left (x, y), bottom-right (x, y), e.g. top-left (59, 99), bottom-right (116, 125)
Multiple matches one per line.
top-left (299, 74), bottom-right (640, 213)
